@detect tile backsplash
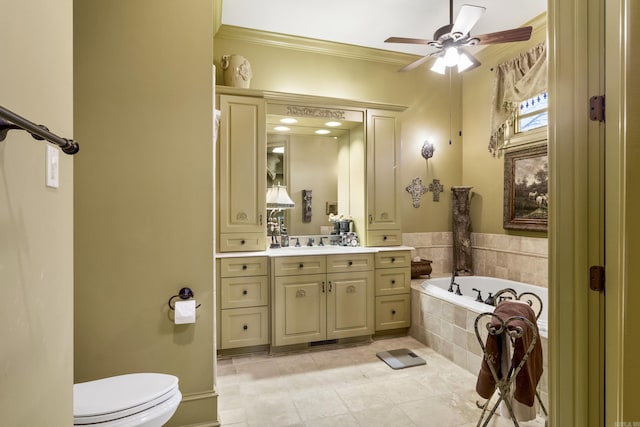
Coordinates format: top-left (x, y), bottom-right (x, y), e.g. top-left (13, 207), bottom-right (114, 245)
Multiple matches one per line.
top-left (403, 232), bottom-right (548, 287)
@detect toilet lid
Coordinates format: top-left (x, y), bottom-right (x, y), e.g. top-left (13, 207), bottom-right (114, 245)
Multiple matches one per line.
top-left (74, 373), bottom-right (179, 422)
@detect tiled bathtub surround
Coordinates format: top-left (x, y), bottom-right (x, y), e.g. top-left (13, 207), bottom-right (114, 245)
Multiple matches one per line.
top-left (410, 284), bottom-right (549, 414)
top-left (403, 232), bottom-right (548, 287)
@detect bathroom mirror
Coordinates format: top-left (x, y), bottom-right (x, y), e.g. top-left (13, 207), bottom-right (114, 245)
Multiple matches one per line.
top-left (266, 105), bottom-right (364, 236)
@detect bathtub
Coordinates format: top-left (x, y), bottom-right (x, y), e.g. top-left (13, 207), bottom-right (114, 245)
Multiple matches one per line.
top-left (418, 276), bottom-right (548, 337)
top-left (410, 275), bottom-right (549, 409)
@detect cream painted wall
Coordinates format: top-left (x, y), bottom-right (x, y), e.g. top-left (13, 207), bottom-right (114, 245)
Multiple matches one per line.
top-left (214, 33), bottom-right (463, 233)
top-left (461, 17), bottom-right (547, 235)
top-left (73, 1), bottom-right (215, 426)
top-left (0, 0), bottom-right (74, 425)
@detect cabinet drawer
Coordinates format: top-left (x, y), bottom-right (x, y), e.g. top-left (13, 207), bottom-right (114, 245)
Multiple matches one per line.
top-left (374, 250), bottom-right (411, 269)
top-left (375, 268), bottom-right (411, 296)
top-left (219, 233), bottom-right (266, 252)
top-left (220, 276), bottom-right (268, 309)
top-left (273, 255), bottom-right (326, 276)
top-left (220, 306), bottom-right (269, 349)
top-left (220, 256), bottom-right (268, 278)
top-left (326, 253), bottom-right (374, 273)
top-left (366, 230), bottom-right (402, 247)
top-left (375, 294), bottom-right (411, 331)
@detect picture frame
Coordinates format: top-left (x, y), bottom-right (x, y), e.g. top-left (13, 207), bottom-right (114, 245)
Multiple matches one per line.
top-left (503, 143), bottom-right (548, 231)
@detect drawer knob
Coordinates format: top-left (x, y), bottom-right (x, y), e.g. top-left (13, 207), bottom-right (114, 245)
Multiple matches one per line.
top-left (242, 265), bottom-right (247, 270)
top-left (391, 257), bottom-right (395, 262)
top-left (299, 263), bottom-right (304, 269)
top-left (391, 280), bottom-right (396, 285)
top-left (242, 289), bottom-right (248, 295)
top-left (243, 324), bottom-right (248, 330)
top-left (391, 309), bottom-right (397, 315)
top-left (348, 260), bottom-right (353, 266)
top-left (241, 239), bottom-right (246, 245)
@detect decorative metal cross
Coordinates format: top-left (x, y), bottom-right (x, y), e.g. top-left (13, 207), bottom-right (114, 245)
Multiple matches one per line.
top-left (428, 179), bottom-right (445, 202)
top-left (406, 177), bottom-right (427, 208)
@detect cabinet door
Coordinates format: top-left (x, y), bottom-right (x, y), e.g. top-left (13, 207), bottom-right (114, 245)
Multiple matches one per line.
top-left (366, 109), bottom-right (401, 236)
top-left (218, 95), bottom-right (266, 249)
top-left (375, 294), bottom-right (411, 331)
top-left (220, 306), bottom-right (269, 349)
top-left (326, 271), bottom-right (374, 339)
top-left (273, 274), bottom-right (326, 346)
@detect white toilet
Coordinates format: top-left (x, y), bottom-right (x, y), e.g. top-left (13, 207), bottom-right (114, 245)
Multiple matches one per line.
top-left (73, 373), bottom-right (181, 427)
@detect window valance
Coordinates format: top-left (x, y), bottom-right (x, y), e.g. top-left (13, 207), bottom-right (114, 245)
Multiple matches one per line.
top-left (489, 43), bottom-right (547, 156)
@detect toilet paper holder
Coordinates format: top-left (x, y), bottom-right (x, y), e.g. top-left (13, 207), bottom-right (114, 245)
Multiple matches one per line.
top-left (168, 287), bottom-right (202, 311)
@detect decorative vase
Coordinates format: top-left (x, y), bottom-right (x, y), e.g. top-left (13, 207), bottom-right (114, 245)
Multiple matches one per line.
top-left (221, 54), bottom-right (253, 88)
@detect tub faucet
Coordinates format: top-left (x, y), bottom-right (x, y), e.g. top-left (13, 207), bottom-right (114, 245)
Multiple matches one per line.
top-left (472, 288), bottom-right (483, 302)
top-left (448, 271), bottom-right (458, 292)
top-left (484, 292), bottom-right (495, 306)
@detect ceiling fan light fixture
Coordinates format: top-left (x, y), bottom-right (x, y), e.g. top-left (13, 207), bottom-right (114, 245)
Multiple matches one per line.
top-left (430, 57), bottom-right (447, 75)
top-left (457, 52), bottom-right (474, 72)
top-left (443, 47), bottom-right (459, 67)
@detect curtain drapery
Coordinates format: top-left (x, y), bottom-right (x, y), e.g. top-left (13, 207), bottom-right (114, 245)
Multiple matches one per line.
top-left (488, 43), bottom-right (547, 156)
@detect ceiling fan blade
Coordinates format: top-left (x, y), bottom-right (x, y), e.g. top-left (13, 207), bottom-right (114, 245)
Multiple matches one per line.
top-left (385, 36), bottom-right (433, 45)
top-left (398, 53), bottom-right (436, 72)
top-left (450, 5), bottom-right (486, 38)
top-left (474, 26), bottom-right (533, 45)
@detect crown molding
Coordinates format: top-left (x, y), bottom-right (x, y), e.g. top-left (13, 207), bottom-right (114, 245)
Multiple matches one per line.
top-left (216, 85), bottom-right (408, 112)
top-left (214, 25), bottom-right (418, 66)
top-left (214, 12), bottom-right (547, 72)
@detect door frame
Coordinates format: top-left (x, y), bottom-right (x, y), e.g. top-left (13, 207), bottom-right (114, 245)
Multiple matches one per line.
top-left (547, 0), bottom-right (607, 425)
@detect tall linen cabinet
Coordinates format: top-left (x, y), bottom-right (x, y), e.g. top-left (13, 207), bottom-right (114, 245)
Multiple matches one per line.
top-left (217, 94), bottom-right (267, 252)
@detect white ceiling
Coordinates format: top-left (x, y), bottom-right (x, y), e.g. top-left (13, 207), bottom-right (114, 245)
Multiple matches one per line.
top-left (221, 0), bottom-right (546, 56)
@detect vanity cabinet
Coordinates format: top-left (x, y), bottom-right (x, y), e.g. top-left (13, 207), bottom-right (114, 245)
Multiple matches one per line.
top-left (272, 254), bottom-right (374, 347)
top-left (217, 256), bottom-right (269, 349)
top-left (365, 109), bottom-right (402, 246)
top-left (374, 250), bottom-right (411, 331)
top-left (218, 94), bottom-right (266, 252)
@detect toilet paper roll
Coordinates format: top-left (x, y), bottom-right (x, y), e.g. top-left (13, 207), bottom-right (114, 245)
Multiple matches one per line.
top-left (174, 300), bottom-right (196, 324)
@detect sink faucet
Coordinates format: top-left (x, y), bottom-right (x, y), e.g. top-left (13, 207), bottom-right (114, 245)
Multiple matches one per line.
top-left (307, 237), bottom-right (314, 247)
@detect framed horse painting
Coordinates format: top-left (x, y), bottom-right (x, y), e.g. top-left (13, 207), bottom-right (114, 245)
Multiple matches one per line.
top-left (503, 143), bottom-right (548, 231)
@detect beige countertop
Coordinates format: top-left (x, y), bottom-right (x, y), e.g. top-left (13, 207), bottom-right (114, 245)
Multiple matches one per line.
top-left (215, 245), bottom-right (414, 258)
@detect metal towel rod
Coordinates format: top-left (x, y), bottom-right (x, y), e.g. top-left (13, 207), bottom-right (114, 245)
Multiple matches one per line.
top-left (0, 105), bottom-right (79, 155)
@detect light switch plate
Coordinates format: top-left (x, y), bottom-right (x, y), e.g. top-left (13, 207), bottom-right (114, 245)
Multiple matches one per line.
top-left (46, 145), bottom-right (59, 188)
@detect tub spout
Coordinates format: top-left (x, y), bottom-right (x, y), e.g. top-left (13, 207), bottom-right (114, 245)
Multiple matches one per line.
top-left (448, 271), bottom-right (458, 292)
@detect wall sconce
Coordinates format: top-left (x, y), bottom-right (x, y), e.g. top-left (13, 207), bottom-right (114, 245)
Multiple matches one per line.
top-left (421, 140), bottom-right (435, 159)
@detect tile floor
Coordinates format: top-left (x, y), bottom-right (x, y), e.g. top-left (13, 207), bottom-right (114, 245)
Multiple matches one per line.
top-left (216, 336), bottom-right (547, 427)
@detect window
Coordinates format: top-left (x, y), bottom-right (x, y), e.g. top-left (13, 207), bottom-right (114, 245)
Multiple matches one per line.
top-left (516, 92), bottom-right (548, 133)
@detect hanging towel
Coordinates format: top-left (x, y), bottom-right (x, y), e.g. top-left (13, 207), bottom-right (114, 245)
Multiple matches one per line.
top-left (475, 300), bottom-right (543, 407)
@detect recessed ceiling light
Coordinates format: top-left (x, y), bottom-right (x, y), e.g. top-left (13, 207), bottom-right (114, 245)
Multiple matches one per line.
top-left (315, 129), bottom-right (330, 135)
top-left (325, 121), bottom-right (341, 127)
top-left (274, 126), bottom-right (290, 132)
top-left (280, 117), bottom-right (298, 124)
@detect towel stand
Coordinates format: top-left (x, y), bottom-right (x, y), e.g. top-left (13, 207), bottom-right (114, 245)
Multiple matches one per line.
top-left (474, 294), bottom-right (548, 427)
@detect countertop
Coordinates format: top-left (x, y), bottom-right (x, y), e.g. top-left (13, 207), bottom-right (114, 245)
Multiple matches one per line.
top-left (215, 245), bottom-right (415, 258)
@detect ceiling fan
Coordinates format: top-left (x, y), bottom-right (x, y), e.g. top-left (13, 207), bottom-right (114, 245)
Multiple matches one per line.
top-left (384, 0), bottom-right (533, 74)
